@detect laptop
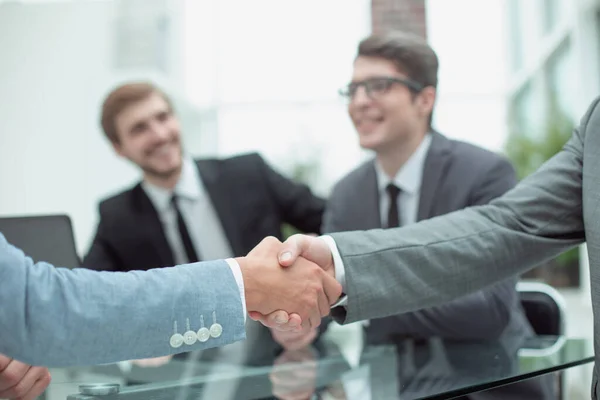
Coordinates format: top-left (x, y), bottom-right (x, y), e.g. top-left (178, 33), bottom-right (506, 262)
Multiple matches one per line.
top-left (0, 214), bottom-right (81, 268)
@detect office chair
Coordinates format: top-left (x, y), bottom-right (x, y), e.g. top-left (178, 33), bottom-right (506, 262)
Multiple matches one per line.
top-left (517, 281), bottom-right (567, 400)
top-left (518, 281), bottom-right (566, 336)
top-left (0, 214), bottom-right (81, 268)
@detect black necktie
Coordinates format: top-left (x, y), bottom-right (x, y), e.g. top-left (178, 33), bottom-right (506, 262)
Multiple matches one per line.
top-left (386, 184), bottom-right (401, 228)
top-left (171, 194), bottom-right (199, 263)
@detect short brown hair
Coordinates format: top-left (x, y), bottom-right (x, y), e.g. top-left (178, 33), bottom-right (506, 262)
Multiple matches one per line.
top-left (357, 31), bottom-right (438, 89)
top-left (100, 82), bottom-right (173, 143)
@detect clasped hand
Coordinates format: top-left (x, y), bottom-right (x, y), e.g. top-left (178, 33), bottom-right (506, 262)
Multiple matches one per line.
top-left (238, 234), bottom-right (339, 331)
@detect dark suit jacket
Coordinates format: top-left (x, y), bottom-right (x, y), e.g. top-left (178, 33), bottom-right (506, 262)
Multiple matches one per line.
top-left (81, 152), bottom-right (326, 366)
top-left (82, 152), bottom-right (324, 271)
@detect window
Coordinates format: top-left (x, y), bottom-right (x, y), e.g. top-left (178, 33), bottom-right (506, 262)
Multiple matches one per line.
top-left (545, 38), bottom-right (575, 118)
top-left (542, 0), bottom-right (560, 35)
top-left (507, 0), bottom-right (524, 73)
top-left (113, 0), bottom-right (169, 71)
top-left (511, 81), bottom-right (544, 137)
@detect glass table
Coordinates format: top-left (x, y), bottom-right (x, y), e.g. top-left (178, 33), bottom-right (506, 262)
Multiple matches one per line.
top-left (42, 335), bottom-right (593, 400)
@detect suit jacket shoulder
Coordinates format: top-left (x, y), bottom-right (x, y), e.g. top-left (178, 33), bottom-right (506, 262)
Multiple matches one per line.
top-left (417, 132), bottom-right (517, 219)
top-left (195, 152), bottom-right (265, 177)
top-left (96, 183), bottom-right (141, 222)
top-left (330, 159), bottom-right (376, 199)
top-left (442, 134), bottom-right (513, 174)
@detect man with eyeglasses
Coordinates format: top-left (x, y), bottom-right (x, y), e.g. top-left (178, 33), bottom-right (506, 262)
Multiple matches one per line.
top-left (269, 31), bottom-right (552, 399)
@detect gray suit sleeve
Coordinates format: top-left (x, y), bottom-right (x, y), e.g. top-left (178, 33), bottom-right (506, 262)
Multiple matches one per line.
top-left (370, 159), bottom-right (519, 339)
top-left (331, 98), bottom-right (598, 324)
top-left (0, 234), bottom-right (246, 367)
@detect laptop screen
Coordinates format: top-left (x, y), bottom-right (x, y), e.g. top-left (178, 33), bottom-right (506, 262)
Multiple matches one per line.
top-left (0, 214), bottom-right (80, 268)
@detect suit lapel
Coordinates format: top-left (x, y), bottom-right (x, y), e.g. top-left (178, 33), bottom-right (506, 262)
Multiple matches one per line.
top-left (196, 160), bottom-right (245, 255)
top-left (131, 184), bottom-right (174, 266)
top-left (417, 132), bottom-right (452, 221)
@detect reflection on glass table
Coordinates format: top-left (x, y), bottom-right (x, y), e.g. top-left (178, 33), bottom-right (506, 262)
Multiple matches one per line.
top-left (43, 335), bottom-right (592, 400)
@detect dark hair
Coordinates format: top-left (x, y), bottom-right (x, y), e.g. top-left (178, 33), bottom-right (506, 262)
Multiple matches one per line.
top-left (358, 31), bottom-right (438, 89)
top-left (100, 82), bottom-right (173, 143)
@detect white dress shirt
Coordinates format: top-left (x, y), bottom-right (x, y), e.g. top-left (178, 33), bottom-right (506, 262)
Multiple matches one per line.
top-left (141, 156), bottom-right (246, 318)
top-left (328, 134), bottom-right (433, 305)
top-left (374, 133), bottom-right (432, 227)
top-left (142, 156), bottom-right (250, 399)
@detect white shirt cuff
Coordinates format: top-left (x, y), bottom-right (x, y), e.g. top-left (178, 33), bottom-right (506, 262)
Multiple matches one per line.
top-left (225, 258), bottom-right (246, 323)
top-left (319, 235), bottom-right (347, 307)
top-left (319, 235), bottom-right (346, 290)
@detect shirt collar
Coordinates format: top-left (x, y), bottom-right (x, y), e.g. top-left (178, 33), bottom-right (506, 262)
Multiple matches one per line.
top-left (374, 133), bottom-right (433, 196)
top-left (141, 155), bottom-right (202, 212)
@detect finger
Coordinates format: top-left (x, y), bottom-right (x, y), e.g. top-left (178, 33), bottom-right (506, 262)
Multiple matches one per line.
top-left (257, 311), bottom-right (302, 332)
top-left (265, 311), bottom-right (293, 331)
top-left (251, 311), bottom-right (302, 332)
top-left (307, 304), bottom-right (320, 331)
top-left (248, 311), bottom-right (262, 321)
top-left (132, 355), bottom-right (172, 367)
top-left (249, 311), bottom-right (278, 327)
top-left (322, 272), bottom-right (343, 305)
top-left (0, 360), bottom-right (29, 391)
top-left (317, 286), bottom-right (330, 319)
top-left (0, 365), bottom-right (46, 399)
top-left (286, 314), bottom-right (302, 330)
top-left (18, 370), bottom-right (51, 400)
top-left (268, 310), bottom-right (291, 325)
top-left (0, 354), bottom-right (11, 372)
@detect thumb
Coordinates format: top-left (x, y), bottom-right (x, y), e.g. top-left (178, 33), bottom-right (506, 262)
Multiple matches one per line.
top-left (279, 234), bottom-right (334, 273)
top-left (278, 234), bottom-right (310, 267)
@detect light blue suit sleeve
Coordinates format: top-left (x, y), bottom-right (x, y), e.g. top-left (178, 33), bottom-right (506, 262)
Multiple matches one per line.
top-left (0, 233), bottom-right (246, 367)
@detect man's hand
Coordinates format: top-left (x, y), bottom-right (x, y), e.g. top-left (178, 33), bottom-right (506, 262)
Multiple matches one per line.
top-left (271, 324), bottom-right (318, 351)
top-left (249, 234), bottom-right (336, 329)
top-left (239, 237), bottom-right (341, 329)
top-left (0, 354), bottom-right (51, 400)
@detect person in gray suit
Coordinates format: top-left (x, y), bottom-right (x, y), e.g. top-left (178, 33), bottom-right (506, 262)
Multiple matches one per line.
top-left (260, 90), bottom-right (600, 397)
top-left (270, 31), bottom-right (549, 399)
top-left (327, 32), bottom-right (532, 345)
top-left (0, 233), bottom-right (340, 369)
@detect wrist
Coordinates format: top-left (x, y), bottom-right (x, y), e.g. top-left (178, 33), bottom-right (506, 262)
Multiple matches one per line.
top-left (237, 256), bottom-right (263, 312)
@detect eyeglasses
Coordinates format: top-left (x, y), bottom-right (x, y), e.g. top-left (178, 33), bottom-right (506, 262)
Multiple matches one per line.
top-left (338, 77), bottom-right (424, 100)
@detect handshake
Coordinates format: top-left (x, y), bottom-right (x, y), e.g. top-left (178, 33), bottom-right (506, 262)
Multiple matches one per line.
top-left (235, 234), bottom-right (341, 333)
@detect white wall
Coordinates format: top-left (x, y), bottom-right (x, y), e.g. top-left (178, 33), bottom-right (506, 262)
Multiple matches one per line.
top-left (0, 1), bottom-right (190, 254)
top-left (426, 0), bottom-right (509, 152)
top-left (183, 0), bottom-right (372, 194)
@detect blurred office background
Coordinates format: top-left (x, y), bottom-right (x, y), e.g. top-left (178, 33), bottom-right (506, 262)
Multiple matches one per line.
top-left (1, 0), bottom-right (599, 397)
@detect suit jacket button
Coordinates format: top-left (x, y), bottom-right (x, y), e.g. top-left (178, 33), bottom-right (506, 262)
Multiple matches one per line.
top-left (183, 330), bottom-right (198, 345)
top-left (210, 323), bottom-right (223, 338)
top-left (170, 333), bottom-right (184, 348)
top-left (197, 327), bottom-right (210, 342)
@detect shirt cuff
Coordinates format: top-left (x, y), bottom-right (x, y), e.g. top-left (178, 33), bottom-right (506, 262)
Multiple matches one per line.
top-left (319, 235), bottom-right (347, 308)
top-left (319, 235), bottom-right (346, 290)
top-left (225, 258), bottom-right (246, 323)
top-left (332, 295), bottom-right (348, 308)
